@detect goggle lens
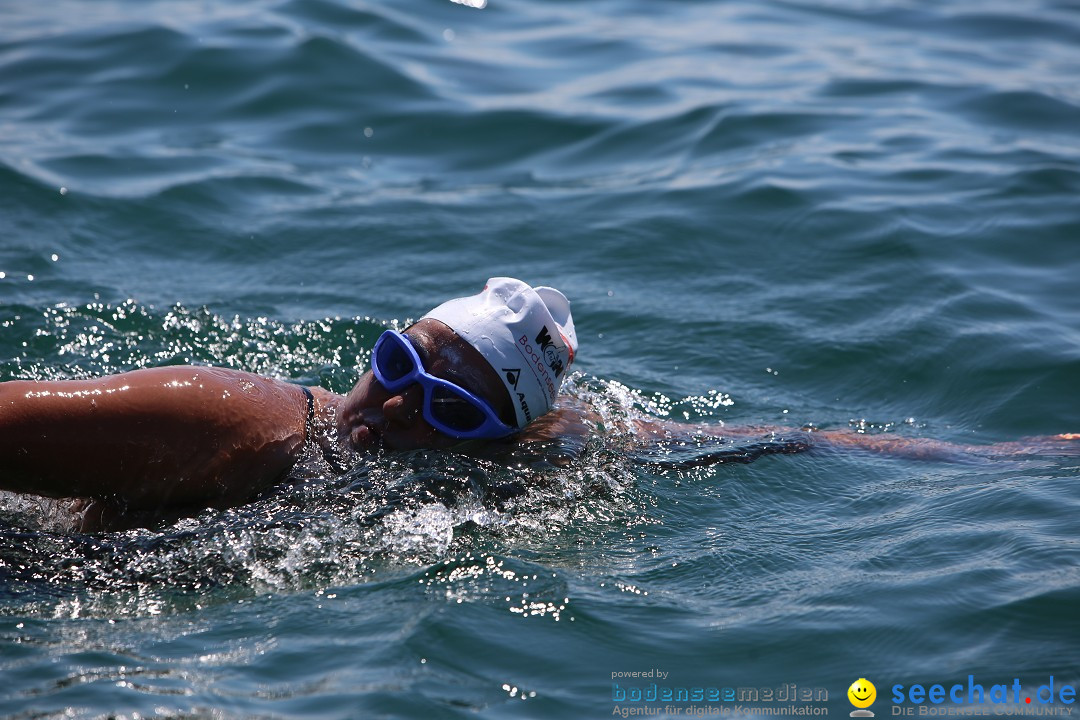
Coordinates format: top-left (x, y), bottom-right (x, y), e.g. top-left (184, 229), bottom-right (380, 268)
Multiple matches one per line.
top-left (430, 385), bottom-right (487, 432)
top-left (374, 335), bottom-right (415, 384)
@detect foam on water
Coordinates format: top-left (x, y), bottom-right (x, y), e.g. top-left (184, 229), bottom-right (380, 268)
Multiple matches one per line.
top-left (0, 300), bottom-right (655, 620)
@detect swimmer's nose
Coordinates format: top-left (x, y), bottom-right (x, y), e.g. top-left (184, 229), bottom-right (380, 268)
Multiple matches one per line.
top-left (382, 385), bottom-right (424, 427)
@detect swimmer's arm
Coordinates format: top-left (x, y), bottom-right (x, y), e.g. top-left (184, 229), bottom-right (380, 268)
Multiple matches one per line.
top-left (808, 429), bottom-right (1080, 460)
top-left (0, 367), bottom-right (309, 511)
top-left (626, 416), bottom-right (1080, 461)
top-left (471, 398), bottom-right (599, 467)
top-left (488, 394), bottom-right (1078, 464)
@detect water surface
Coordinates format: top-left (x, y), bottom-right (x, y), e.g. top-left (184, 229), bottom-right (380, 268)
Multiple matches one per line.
top-left (2, 0), bottom-right (1079, 717)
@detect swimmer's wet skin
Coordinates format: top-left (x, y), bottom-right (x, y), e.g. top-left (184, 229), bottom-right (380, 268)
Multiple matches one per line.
top-left (0, 276), bottom-right (1077, 531)
top-left (0, 367), bottom-right (310, 509)
top-left (0, 279), bottom-right (574, 526)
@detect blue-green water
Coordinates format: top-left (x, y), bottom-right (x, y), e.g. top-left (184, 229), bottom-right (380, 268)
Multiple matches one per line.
top-left (2, 0), bottom-right (1079, 717)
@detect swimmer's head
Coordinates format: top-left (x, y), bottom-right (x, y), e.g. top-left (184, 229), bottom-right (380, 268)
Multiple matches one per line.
top-left (423, 277), bottom-right (577, 429)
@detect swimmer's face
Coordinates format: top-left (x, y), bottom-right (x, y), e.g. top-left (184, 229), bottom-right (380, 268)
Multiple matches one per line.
top-left (342, 318), bottom-right (516, 451)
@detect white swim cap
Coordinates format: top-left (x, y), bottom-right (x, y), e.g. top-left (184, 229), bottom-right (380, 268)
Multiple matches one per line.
top-left (422, 277), bottom-right (577, 429)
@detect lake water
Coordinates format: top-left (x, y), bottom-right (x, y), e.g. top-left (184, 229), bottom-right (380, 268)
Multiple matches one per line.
top-left (1, 0), bottom-right (1079, 717)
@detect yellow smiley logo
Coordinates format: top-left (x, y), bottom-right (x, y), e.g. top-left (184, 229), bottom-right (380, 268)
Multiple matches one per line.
top-left (848, 678), bottom-right (877, 709)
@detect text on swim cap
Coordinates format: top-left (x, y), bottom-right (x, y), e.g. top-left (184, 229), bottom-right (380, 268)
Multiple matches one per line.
top-left (516, 332), bottom-right (558, 401)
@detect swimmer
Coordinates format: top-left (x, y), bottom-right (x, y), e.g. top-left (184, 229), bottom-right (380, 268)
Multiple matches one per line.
top-left (0, 277), bottom-right (1076, 530)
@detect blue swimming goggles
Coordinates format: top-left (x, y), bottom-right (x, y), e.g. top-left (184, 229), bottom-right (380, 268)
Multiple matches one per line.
top-left (371, 329), bottom-right (517, 440)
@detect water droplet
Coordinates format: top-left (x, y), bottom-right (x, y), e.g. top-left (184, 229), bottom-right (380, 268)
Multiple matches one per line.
top-left (59, 187), bottom-right (67, 195)
top-left (443, 28), bottom-right (455, 42)
top-left (364, 127), bottom-right (374, 138)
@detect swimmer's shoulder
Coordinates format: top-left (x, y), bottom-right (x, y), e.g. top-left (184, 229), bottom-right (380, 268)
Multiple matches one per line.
top-left (458, 397), bottom-right (600, 468)
top-left (514, 397), bottom-right (601, 445)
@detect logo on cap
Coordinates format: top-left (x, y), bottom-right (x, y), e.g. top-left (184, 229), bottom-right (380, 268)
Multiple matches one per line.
top-left (535, 326), bottom-right (565, 376)
top-left (517, 392), bottom-right (533, 423)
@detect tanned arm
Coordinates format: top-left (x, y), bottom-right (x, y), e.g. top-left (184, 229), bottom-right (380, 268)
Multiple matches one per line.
top-left (0, 366), bottom-right (310, 511)
top-left (809, 428), bottom-right (1080, 461)
top-left (518, 400), bottom-right (1079, 466)
top-left (628, 416), bottom-right (1079, 463)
